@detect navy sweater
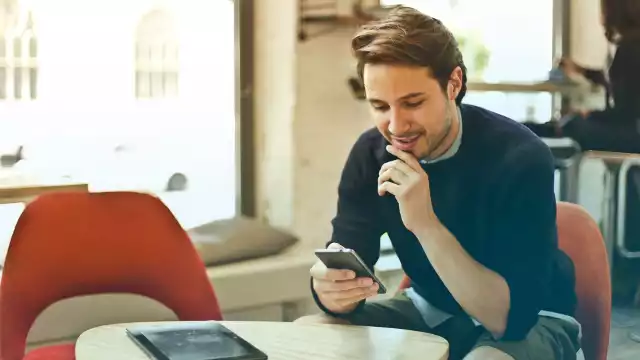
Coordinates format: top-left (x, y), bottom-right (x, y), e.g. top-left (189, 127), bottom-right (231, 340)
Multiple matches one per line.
top-left (313, 104), bottom-right (577, 340)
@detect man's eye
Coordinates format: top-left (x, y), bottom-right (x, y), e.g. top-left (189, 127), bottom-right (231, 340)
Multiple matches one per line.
top-left (373, 104), bottom-right (389, 111)
top-left (405, 100), bottom-right (424, 108)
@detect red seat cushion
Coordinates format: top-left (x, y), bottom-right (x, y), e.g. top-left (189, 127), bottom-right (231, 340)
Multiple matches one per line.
top-left (23, 343), bottom-right (75, 360)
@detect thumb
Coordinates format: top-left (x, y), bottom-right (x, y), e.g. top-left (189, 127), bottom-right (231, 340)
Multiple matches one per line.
top-left (327, 242), bottom-right (345, 250)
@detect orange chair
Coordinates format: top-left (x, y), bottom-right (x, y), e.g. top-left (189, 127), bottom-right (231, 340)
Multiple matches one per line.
top-left (397, 202), bottom-right (611, 360)
top-left (0, 191), bottom-right (222, 360)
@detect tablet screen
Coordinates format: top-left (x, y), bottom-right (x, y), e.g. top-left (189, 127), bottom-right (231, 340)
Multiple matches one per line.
top-left (144, 328), bottom-right (250, 360)
top-left (127, 322), bottom-right (266, 360)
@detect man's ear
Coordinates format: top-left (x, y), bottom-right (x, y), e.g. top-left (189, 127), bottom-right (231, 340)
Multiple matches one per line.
top-left (448, 66), bottom-right (463, 100)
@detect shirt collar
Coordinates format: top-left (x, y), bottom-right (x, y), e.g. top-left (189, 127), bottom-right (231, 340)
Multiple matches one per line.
top-left (420, 107), bottom-right (463, 165)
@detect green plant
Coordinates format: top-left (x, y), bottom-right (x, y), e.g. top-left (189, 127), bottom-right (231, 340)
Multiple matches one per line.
top-left (456, 32), bottom-right (491, 80)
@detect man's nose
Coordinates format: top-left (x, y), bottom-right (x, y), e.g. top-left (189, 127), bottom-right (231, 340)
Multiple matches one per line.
top-left (388, 108), bottom-right (411, 135)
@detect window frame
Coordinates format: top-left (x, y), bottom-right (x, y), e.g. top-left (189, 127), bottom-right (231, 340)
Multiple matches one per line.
top-left (235, 0), bottom-right (256, 217)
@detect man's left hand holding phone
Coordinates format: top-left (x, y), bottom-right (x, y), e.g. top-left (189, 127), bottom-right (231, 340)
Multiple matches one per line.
top-left (310, 243), bottom-right (380, 315)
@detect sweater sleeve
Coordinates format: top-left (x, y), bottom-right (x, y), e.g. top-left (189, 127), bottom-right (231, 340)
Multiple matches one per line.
top-left (487, 139), bottom-right (559, 340)
top-left (311, 131), bottom-right (385, 316)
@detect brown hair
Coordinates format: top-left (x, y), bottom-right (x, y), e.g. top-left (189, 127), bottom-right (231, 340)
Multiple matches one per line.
top-left (351, 6), bottom-right (467, 105)
top-left (602, 0), bottom-right (640, 43)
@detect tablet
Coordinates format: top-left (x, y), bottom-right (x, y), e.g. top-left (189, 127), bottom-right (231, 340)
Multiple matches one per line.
top-left (126, 322), bottom-right (268, 360)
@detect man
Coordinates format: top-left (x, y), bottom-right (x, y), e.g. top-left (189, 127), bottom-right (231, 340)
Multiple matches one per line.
top-left (296, 6), bottom-right (580, 360)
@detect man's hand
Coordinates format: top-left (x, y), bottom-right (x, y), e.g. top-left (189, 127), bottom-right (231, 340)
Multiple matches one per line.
top-left (378, 145), bottom-right (438, 234)
top-left (311, 243), bottom-right (379, 314)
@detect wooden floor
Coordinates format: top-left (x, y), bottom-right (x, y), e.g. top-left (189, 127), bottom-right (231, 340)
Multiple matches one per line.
top-left (609, 307), bottom-right (640, 359)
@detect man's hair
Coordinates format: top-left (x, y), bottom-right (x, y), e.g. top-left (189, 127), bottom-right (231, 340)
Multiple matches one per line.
top-left (602, 0), bottom-right (640, 43)
top-left (351, 6), bottom-right (467, 105)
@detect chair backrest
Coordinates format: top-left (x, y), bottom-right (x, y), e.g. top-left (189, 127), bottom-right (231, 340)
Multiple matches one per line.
top-left (396, 202), bottom-right (611, 360)
top-left (556, 201), bottom-right (611, 360)
top-left (0, 191), bottom-right (222, 360)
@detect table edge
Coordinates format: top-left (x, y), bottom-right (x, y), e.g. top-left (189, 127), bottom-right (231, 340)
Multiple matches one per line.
top-left (77, 320), bottom-right (450, 345)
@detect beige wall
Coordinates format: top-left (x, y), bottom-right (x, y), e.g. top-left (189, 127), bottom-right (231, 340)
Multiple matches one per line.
top-left (253, 1), bottom-right (372, 246)
top-left (292, 26), bottom-right (372, 247)
top-left (570, 0), bottom-right (609, 69)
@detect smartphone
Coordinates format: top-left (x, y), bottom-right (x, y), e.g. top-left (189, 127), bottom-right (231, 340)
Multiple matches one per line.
top-left (314, 248), bottom-right (387, 294)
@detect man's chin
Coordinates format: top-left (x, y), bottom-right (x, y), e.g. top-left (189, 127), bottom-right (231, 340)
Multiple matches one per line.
top-left (414, 146), bottom-right (435, 161)
top-left (409, 142), bottom-right (429, 158)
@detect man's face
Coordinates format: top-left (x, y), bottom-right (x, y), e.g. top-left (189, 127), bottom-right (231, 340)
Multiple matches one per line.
top-left (363, 64), bottom-right (461, 160)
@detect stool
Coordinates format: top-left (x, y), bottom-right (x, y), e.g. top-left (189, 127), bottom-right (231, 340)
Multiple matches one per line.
top-left (542, 137), bottom-right (582, 203)
top-left (579, 151), bottom-right (640, 268)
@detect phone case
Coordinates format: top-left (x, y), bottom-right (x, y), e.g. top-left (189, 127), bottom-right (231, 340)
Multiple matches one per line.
top-left (315, 249), bottom-right (387, 294)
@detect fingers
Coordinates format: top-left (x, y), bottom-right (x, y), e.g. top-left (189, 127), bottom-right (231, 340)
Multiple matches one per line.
top-left (378, 179), bottom-right (400, 196)
top-left (379, 159), bottom-right (414, 176)
top-left (310, 242), bottom-right (380, 312)
top-left (385, 145), bottom-right (422, 172)
top-left (309, 261), bottom-right (355, 281)
top-left (378, 167), bottom-right (406, 186)
top-left (378, 160), bottom-right (414, 196)
top-left (330, 284), bottom-right (380, 307)
top-left (313, 278), bottom-right (380, 308)
top-left (314, 277), bottom-right (373, 292)
top-left (310, 243), bottom-right (358, 280)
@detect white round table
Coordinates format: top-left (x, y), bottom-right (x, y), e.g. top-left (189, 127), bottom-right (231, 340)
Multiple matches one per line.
top-left (75, 321), bottom-right (449, 360)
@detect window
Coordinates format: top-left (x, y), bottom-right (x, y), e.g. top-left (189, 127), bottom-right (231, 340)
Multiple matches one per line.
top-left (135, 9), bottom-right (179, 99)
top-left (380, 0), bottom-right (556, 122)
top-left (0, 0), bottom-right (240, 246)
top-left (0, 3), bottom-right (38, 101)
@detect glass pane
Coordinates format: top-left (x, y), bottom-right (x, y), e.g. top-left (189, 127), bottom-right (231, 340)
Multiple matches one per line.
top-left (380, 0), bottom-right (553, 81)
top-left (0, 38), bottom-right (6, 58)
top-left (464, 91), bottom-right (553, 123)
top-left (135, 42), bottom-right (147, 59)
top-left (29, 67), bottom-right (37, 99)
top-left (162, 43), bottom-right (179, 64)
top-left (0, 67), bottom-right (6, 99)
top-left (29, 37), bottom-right (37, 57)
top-left (13, 67), bottom-right (21, 99)
top-left (380, 0), bottom-right (554, 118)
top-left (150, 72), bottom-right (164, 97)
top-left (12, 38), bottom-right (21, 58)
top-left (164, 71), bottom-right (178, 97)
top-left (150, 44), bottom-right (163, 66)
top-left (136, 71), bottom-right (150, 98)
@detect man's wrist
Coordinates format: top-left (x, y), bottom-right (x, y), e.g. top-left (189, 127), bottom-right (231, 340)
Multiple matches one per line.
top-left (413, 218), bottom-right (446, 243)
top-left (325, 299), bottom-right (363, 316)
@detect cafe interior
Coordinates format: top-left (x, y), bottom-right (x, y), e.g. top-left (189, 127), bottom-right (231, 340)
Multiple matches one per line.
top-left (0, 0), bottom-right (639, 359)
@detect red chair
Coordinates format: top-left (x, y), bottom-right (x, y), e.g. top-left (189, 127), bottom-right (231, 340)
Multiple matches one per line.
top-left (397, 202), bottom-right (611, 360)
top-left (0, 191), bottom-right (222, 360)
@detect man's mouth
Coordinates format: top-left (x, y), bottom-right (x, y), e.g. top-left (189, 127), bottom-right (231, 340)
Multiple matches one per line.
top-left (390, 134), bottom-right (421, 151)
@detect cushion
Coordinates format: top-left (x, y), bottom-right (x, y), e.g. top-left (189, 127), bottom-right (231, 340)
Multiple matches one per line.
top-left (188, 216), bottom-right (298, 266)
